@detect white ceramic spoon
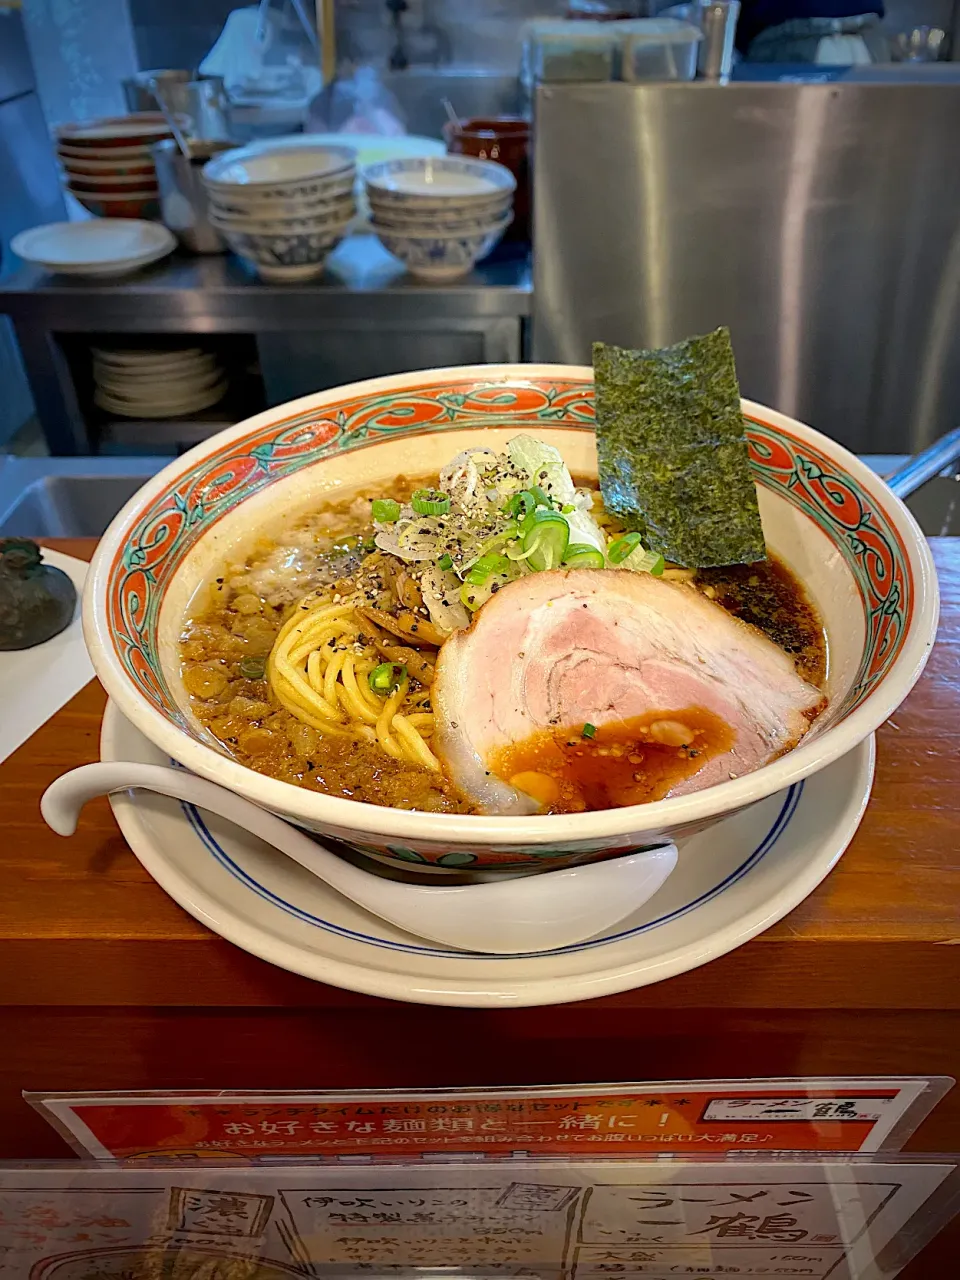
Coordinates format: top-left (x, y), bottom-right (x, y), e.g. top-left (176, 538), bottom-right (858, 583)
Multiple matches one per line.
top-left (41, 762), bottom-right (678, 955)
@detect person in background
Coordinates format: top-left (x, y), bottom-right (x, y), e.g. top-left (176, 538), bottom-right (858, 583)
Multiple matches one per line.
top-left (736, 0), bottom-right (889, 62)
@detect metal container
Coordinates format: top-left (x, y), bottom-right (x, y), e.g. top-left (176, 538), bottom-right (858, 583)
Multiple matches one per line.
top-left (697, 1), bottom-right (740, 82)
top-left (124, 72), bottom-right (230, 140)
top-left (183, 78), bottom-right (231, 141)
top-left (123, 69), bottom-right (193, 115)
top-left (151, 139), bottom-right (232, 254)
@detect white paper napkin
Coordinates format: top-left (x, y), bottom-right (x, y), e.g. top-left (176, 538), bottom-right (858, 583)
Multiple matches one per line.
top-left (0, 549), bottom-right (94, 764)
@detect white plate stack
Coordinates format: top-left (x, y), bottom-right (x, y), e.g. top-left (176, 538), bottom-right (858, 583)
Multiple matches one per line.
top-left (92, 347), bottom-right (228, 419)
top-left (364, 156), bottom-right (516, 281)
top-left (202, 142), bottom-right (358, 282)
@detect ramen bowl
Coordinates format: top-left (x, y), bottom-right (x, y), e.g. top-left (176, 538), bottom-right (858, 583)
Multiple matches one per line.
top-left (83, 365), bottom-right (938, 872)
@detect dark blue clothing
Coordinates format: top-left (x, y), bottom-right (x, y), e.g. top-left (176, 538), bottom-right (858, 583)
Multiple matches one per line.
top-left (735, 0), bottom-right (884, 51)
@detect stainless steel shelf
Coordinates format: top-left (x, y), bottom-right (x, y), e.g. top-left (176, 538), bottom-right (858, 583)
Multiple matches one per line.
top-left (0, 234), bottom-right (532, 455)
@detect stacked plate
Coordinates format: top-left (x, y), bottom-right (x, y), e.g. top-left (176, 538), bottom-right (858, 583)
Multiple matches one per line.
top-left (202, 142), bottom-right (357, 282)
top-left (364, 156), bottom-right (516, 281)
top-left (92, 347), bottom-right (227, 419)
top-left (55, 114), bottom-right (172, 220)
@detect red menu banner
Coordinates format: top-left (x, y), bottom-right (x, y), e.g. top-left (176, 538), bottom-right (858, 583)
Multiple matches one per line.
top-left (27, 1078), bottom-right (947, 1162)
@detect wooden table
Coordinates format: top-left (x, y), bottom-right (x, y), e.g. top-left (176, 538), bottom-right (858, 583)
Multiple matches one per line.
top-left (1, 539), bottom-right (957, 1273)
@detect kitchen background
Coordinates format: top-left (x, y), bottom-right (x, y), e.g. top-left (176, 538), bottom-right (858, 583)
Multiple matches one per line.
top-left (2, 0), bottom-right (960, 531)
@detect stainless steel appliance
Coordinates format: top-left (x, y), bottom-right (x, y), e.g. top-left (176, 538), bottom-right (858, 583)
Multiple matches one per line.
top-left (0, 8), bottom-right (65, 446)
top-left (533, 81), bottom-right (960, 454)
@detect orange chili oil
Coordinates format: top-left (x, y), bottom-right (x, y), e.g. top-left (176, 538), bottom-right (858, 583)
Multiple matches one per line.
top-left (489, 706), bottom-right (735, 814)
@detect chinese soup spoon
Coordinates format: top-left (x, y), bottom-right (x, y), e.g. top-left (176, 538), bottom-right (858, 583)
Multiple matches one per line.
top-left (41, 762), bottom-right (677, 955)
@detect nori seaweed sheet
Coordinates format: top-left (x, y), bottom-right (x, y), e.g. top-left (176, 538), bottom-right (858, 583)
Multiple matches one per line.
top-left (593, 329), bottom-right (766, 568)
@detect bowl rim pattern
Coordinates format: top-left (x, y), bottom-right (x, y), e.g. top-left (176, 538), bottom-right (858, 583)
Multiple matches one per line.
top-left (203, 143), bottom-right (356, 189)
top-left (84, 364), bottom-right (939, 846)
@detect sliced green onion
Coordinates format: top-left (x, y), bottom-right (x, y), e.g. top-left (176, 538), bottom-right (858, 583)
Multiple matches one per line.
top-left (437, 552), bottom-right (454, 571)
top-left (369, 662), bottom-right (407, 693)
top-left (628, 549), bottom-right (666, 575)
top-left (460, 583), bottom-right (487, 612)
top-left (608, 532), bottom-right (644, 564)
top-left (582, 722), bottom-right (597, 739)
top-left (520, 510), bottom-right (570, 572)
top-left (466, 553), bottom-right (510, 585)
top-left (239, 657), bottom-right (265, 680)
top-left (411, 488), bottom-right (451, 516)
top-left (520, 503), bottom-right (567, 538)
top-left (530, 485), bottom-right (553, 509)
top-left (503, 491), bottom-right (534, 519)
top-left (371, 498), bottom-right (401, 523)
top-left (563, 543), bottom-right (606, 569)
top-left (561, 503), bottom-right (576, 514)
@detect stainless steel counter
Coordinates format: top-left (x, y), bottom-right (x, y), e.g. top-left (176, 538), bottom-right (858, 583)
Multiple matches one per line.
top-left (0, 235), bottom-right (532, 455)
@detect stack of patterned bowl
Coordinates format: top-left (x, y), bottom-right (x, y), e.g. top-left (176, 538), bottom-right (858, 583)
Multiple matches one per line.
top-left (364, 156), bottom-right (516, 281)
top-left (55, 114), bottom-right (173, 219)
top-left (202, 142), bottom-right (357, 282)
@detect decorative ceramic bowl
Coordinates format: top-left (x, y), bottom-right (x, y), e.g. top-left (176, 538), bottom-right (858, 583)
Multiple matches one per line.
top-left (67, 171), bottom-right (160, 194)
top-left (67, 189), bottom-right (161, 220)
top-left (84, 368), bottom-right (938, 872)
top-left (363, 156), bottom-right (516, 209)
top-left (216, 220), bottom-right (352, 281)
top-left (58, 142), bottom-right (157, 163)
top-left (372, 215), bottom-right (513, 280)
top-left (208, 180), bottom-right (356, 220)
top-left (368, 201), bottom-right (514, 235)
top-left (209, 195), bottom-right (356, 234)
top-left (203, 143), bottom-right (356, 204)
top-left (55, 113), bottom-right (173, 149)
top-left (59, 153), bottom-right (157, 177)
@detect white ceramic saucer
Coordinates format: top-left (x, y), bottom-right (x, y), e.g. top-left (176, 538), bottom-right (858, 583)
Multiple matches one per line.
top-left (11, 220), bottom-right (175, 277)
top-left (101, 701), bottom-right (874, 1009)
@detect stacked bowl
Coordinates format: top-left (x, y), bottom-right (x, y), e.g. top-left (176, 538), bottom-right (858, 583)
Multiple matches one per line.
top-left (202, 143), bottom-right (357, 282)
top-left (55, 114), bottom-right (173, 219)
top-left (364, 156), bottom-right (516, 281)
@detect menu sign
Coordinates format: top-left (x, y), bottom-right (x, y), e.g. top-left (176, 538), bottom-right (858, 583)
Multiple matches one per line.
top-left (27, 1078), bottom-right (946, 1162)
top-left (0, 1157), bottom-right (957, 1279)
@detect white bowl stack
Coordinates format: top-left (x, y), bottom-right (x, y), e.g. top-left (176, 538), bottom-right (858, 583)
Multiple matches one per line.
top-left (92, 347), bottom-right (227, 419)
top-left (202, 142), bottom-right (357, 282)
top-left (364, 156), bottom-right (516, 281)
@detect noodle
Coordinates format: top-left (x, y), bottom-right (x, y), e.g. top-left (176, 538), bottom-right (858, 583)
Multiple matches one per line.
top-left (268, 591), bottom-right (440, 770)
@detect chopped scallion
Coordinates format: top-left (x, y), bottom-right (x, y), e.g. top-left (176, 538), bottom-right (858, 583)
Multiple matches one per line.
top-left (530, 485), bottom-right (553, 509)
top-left (239, 657), bottom-right (265, 680)
top-left (371, 498), bottom-right (401, 523)
top-left (437, 552), bottom-right (454, 571)
top-left (519, 510), bottom-right (570, 571)
top-left (608, 532), bottom-right (644, 564)
top-left (411, 488), bottom-right (451, 516)
top-left (563, 543), bottom-right (606, 569)
top-left (466, 553), bottom-right (510, 585)
top-left (582, 722), bottom-right (597, 739)
top-left (504, 490), bottom-right (535, 520)
top-left (369, 662), bottom-right (407, 693)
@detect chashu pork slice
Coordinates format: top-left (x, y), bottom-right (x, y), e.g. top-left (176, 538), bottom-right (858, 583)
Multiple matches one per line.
top-left (433, 569), bottom-right (826, 815)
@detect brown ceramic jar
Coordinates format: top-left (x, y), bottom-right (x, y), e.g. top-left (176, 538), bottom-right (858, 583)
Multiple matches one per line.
top-left (443, 117), bottom-right (531, 244)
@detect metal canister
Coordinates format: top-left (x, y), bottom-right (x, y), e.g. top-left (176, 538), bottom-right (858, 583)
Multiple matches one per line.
top-left (698, 1), bottom-right (740, 83)
top-left (151, 139), bottom-right (233, 254)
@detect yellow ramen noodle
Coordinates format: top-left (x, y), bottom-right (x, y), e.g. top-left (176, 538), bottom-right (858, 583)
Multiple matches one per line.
top-left (267, 592), bottom-right (440, 772)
